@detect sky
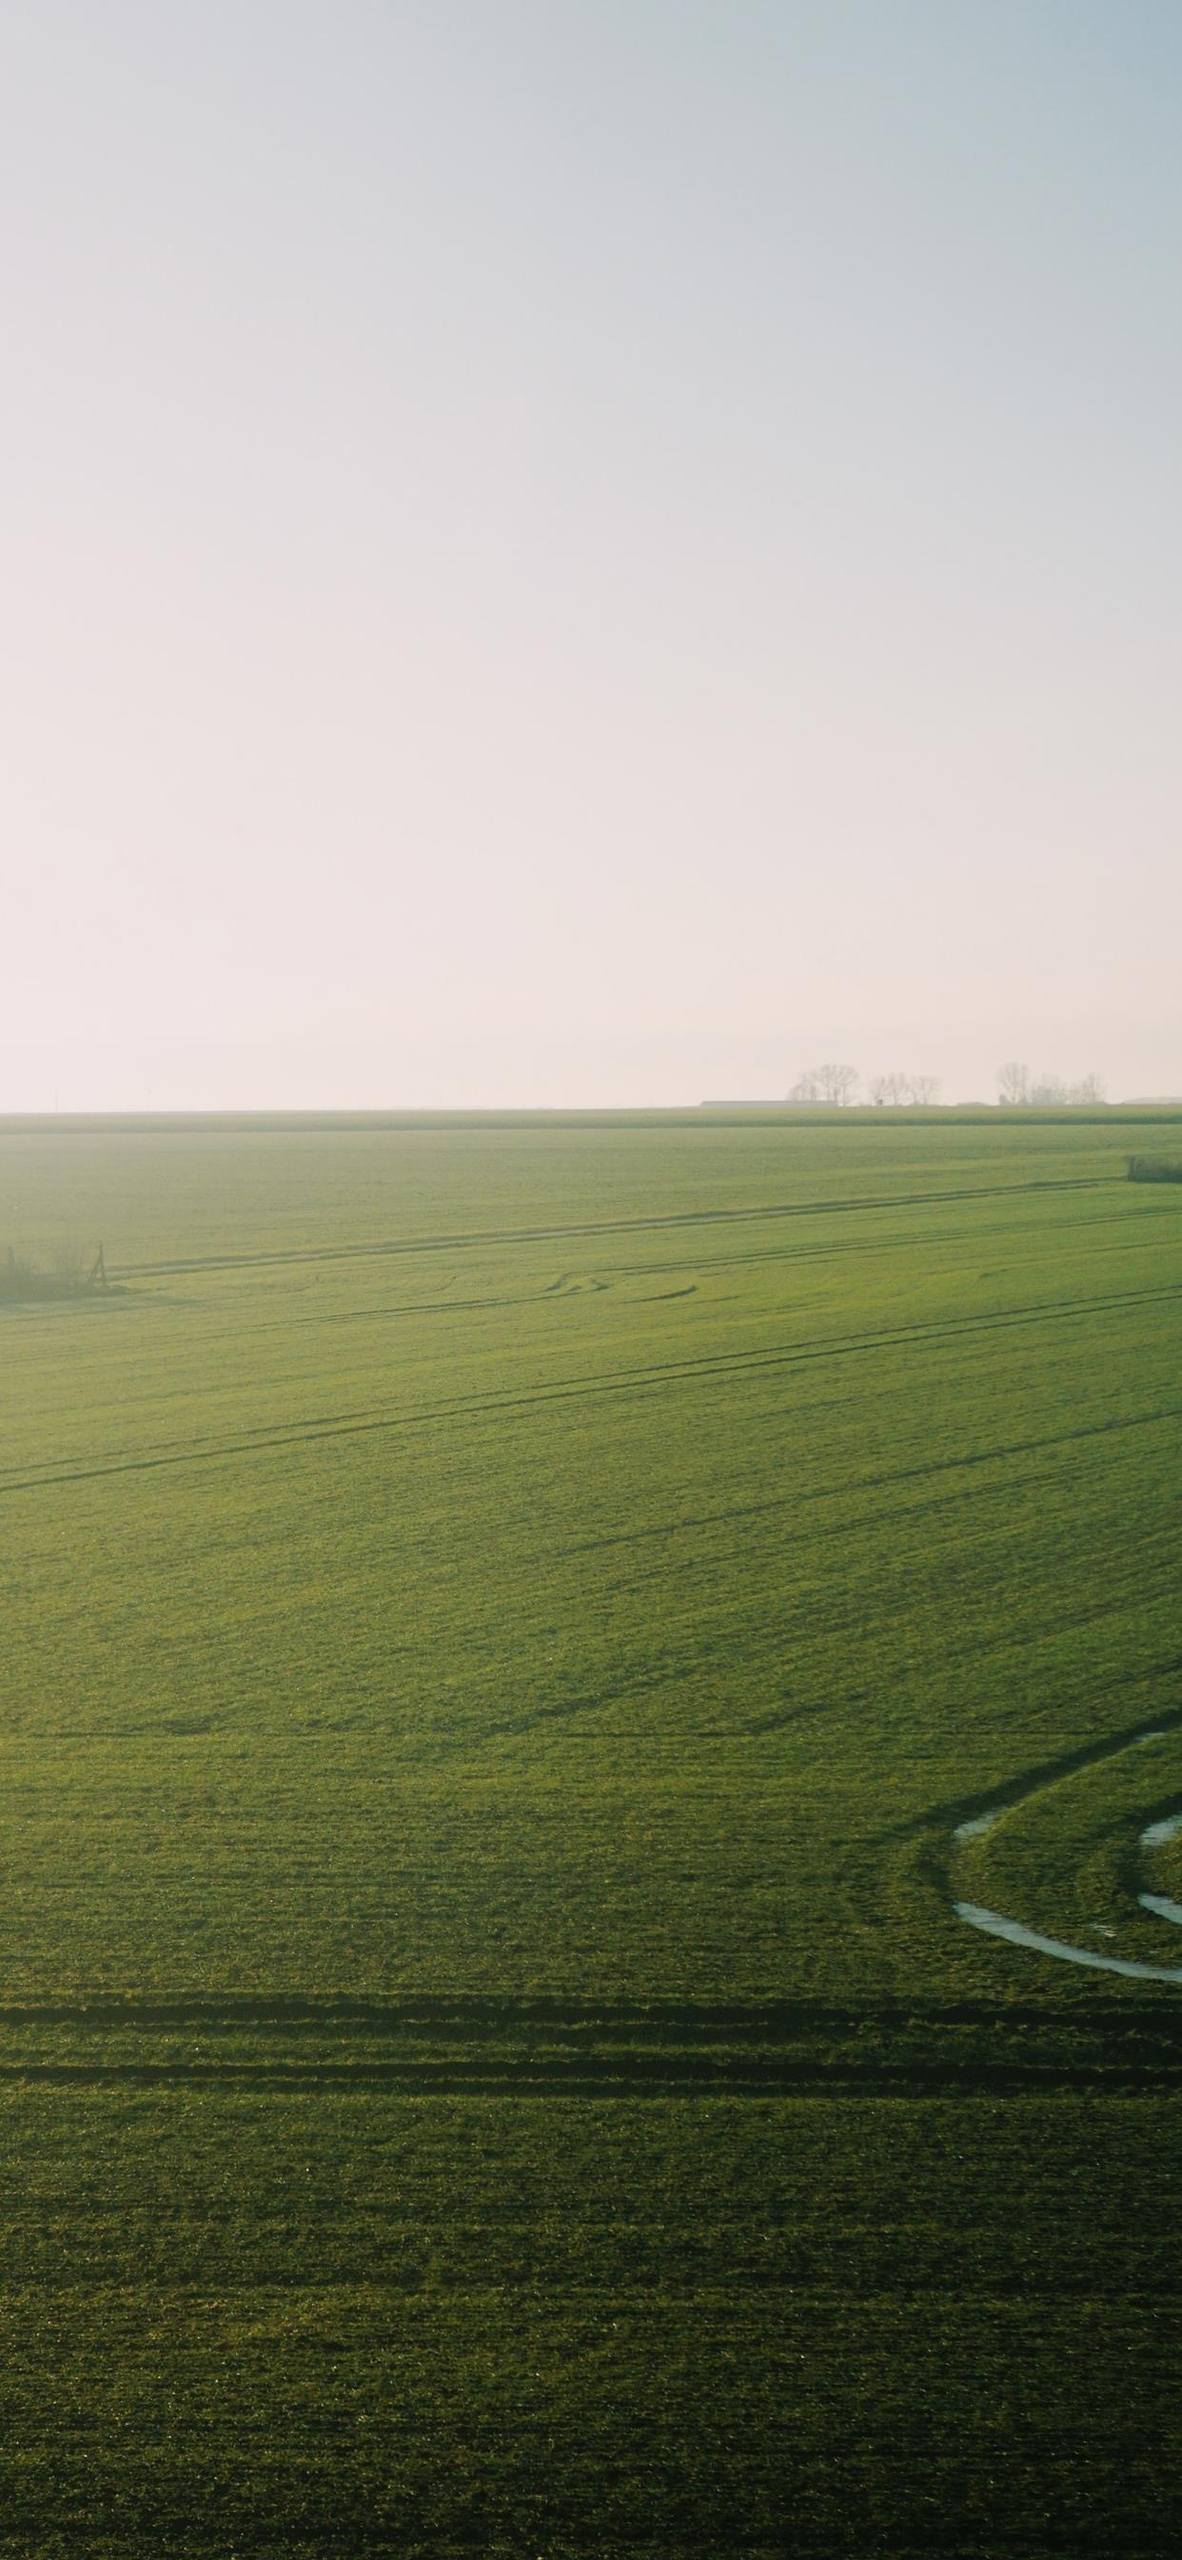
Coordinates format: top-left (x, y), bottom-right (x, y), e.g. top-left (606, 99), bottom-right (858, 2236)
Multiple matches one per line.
top-left (3, 0), bottom-right (1180, 1109)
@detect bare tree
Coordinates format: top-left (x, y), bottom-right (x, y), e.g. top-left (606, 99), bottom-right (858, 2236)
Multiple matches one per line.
top-left (869, 1072), bottom-right (939, 1105)
top-left (813, 1063), bottom-right (859, 1106)
top-left (788, 1072), bottom-right (821, 1102)
top-left (1000, 1062), bottom-right (1106, 1106)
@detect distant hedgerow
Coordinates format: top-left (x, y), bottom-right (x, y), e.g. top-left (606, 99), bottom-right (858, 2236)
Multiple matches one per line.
top-left (1127, 1156), bottom-right (1182, 1184)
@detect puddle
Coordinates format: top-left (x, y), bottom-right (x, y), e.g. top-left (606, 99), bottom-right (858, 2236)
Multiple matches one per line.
top-left (954, 1900), bottom-right (1182, 1984)
top-left (1141, 1811), bottom-right (1182, 1851)
top-left (947, 1723), bottom-right (1182, 1984)
top-left (952, 1811), bottom-right (1000, 1844)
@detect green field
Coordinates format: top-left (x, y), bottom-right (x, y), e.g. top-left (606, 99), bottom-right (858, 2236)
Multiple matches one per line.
top-left (2, 1110), bottom-right (1180, 2555)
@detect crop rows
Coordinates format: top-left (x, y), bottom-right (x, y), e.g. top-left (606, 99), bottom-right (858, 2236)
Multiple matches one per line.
top-left (1, 1112), bottom-right (1179, 2552)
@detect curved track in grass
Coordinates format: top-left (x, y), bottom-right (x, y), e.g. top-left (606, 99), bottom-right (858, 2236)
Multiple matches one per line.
top-left (945, 1714), bottom-right (1182, 1982)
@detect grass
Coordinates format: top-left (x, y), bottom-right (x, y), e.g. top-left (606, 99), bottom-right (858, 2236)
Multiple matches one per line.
top-left (1, 1108), bottom-right (1180, 2553)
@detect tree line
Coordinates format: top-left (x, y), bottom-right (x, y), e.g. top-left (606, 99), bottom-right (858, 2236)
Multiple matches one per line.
top-left (785, 1063), bottom-right (1107, 1106)
top-left (997, 1064), bottom-right (1105, 1105)
top-left (788, 1067), bottom-right (939, 1105)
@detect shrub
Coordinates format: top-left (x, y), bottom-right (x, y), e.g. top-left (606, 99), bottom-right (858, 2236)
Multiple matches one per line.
top-left (0, 1244), bottom-right (104, 1302)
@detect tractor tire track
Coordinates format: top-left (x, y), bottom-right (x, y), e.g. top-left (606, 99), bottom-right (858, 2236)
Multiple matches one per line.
top-left (2, 1284), bottom-right (1178, 1502)
top-left (0, 2054), bottom-right (1177, 2092)
top-left (542, 1408), bottom-right (1182, 1570)
top-left (110, 1176), bottom-right (1110, 1282)
top-left (0, 1996), bottom-right (1178, 2095)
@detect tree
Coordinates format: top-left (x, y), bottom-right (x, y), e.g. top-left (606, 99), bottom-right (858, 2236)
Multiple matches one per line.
top-left (869, 1072), bottom-right (939, 1105)
top-left (998, 1062), bottom-right (1029, 1105)
top-left (1018, 1070), bottom-right (1108, 1106)
top-left (813, 1062), bottom-right (859, 1106)
top-left (787, 1066), bottom-right (858, 1103)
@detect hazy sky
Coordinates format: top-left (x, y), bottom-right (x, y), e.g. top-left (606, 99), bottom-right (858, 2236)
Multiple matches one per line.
top-left (3, 0), bottom-right (1179, 1108)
